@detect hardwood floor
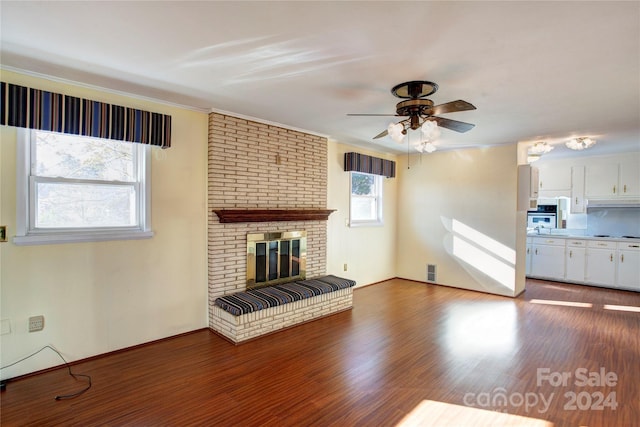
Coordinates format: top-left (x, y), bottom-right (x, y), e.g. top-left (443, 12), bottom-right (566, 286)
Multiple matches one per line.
top-left (2, 279), bottom-right (639, 426)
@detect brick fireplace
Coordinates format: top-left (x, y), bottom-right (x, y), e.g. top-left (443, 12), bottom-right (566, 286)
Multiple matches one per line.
top-left (208, 112), bottom-right (340, 340)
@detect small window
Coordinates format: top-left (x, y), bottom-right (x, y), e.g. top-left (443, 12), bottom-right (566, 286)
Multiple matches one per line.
top-left (14, 129), bottom-right (153, 245)
top-left (349, 171), bottom-right (383, 227)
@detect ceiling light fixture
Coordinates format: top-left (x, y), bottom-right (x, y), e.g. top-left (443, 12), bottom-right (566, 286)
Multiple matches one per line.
top-left (529, 141), bottom-right (553, 155)
top-left (389, 119), bottom-right (441, 154)
top-left (527, 154), bottom-right (542, 163)
top-left (565, 137), bottom-right (596, 150)
top-left (388, 122), bottom-right (406, 144)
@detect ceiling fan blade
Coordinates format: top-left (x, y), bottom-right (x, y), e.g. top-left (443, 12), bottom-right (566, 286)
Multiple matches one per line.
top-left (428, 100), bottom-right (476, 115)
top-left (373, 129), bottom-right (389, 139)
top-left (430, 116), bottom-right (475, 133)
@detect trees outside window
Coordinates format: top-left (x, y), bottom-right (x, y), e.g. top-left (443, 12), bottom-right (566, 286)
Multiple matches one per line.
top-left (14, 129), bottom-right (152, 245)
top-left (349, 172), bottom-right (383, 226)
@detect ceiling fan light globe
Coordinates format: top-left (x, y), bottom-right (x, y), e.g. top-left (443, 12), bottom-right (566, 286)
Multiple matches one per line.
top-left (530, 141), bottom-right (553, 154)
top-left (421, 120), bottom-right (440, 142)
top-left (565, 137), bottom-right (596, 150)
top-left (388, 122), bottom-right (404, 136)
top-left (391, 133), bottom-right (405, 144)
top-left (424, 142), bottom-right (437, 153)
top-left (421, 120), bottom-right (436, 133)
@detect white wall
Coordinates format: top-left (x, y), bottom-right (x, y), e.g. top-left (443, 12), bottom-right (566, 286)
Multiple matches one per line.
top-left (326, 141), bottom-right (398, 287)
top-left (395, 145), bottom-right (525, 297)
top-left (0, 71), bottom-right (209, 379)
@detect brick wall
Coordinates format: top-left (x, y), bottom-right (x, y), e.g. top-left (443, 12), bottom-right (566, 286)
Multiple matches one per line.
top-left (210, 288), bottom-right (353, 343)
top-left (207, 112), bottom-right (330, 328)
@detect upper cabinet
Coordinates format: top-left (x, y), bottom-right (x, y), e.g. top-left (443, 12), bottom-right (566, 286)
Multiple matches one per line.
top-left (538, 164), bottom-right (572, 197)
top-left (571, 165), bottom-right (586, 213)
top-left (619, 158), bottom-right (640, 197)
top-left (585, 156), bottom-right (640, 199)
top-left (535, 152), bottom-right (639, 207)
top-left (585, 161), bottom-right (619, 198)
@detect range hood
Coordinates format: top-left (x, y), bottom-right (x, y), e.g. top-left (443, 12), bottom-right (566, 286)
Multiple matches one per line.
top-left (586, 198), bottom-right (640, 208)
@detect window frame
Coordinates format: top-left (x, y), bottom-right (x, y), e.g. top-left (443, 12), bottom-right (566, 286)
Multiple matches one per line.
top-left (14, 129), bottom-right (153, 245)
top-left (349, 171), bottom-right (384, 227)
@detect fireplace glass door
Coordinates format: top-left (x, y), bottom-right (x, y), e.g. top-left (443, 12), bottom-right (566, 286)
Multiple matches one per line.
top-left (247, 231), bottom-right (306, 289)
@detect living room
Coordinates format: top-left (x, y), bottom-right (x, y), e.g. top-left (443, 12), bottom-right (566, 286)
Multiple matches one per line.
top-left (1, 2), bottom-right (638, 425)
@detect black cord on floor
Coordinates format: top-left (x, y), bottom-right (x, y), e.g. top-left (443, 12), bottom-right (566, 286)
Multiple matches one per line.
top-left (0, 345), bottom-right (92, 400)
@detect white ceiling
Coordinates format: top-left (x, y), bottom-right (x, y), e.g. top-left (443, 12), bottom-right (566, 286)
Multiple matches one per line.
top-left (1, 1), bottom-right (639, 158)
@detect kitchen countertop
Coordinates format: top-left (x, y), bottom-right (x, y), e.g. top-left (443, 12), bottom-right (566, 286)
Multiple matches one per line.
top-left (526, 233), bottom-right (640, 243)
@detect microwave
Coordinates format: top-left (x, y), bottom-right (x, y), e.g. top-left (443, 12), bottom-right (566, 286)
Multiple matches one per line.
top-left (527, 204), bottom-right (558, 229)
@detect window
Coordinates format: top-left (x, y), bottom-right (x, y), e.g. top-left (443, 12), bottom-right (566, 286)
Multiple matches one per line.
top-left (349, 171), bottom-right (383, 227)
top-left (14, 129), bottom-right (153, 245)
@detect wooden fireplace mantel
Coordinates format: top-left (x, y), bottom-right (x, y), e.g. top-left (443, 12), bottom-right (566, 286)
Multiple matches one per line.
top-left (213, 209), bottom-right (336, 223)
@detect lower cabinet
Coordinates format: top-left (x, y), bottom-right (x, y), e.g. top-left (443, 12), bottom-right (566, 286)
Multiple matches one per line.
top-left (525, 238), bottom-right (533, 276)
top-left (565, 240), bottom-right (586, 282)
top-left (530, 237), bottom-right (565, 281)
top-left (526, 237), bottom-right (639, 292)
top-left (617, 242), bottom-right (640, 291)
top-left (585, 241), bottom-right (617, 287)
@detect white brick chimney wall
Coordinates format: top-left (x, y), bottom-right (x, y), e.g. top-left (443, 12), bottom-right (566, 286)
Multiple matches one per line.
top-left (207, 113), bottom-right (331, 335)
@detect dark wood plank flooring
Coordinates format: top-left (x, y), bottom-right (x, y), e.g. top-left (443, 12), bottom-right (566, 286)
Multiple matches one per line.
top-left (1, 279), bottom-right (639, 426)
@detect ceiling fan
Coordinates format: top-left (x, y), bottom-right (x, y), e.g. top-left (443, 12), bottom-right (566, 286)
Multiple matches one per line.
top-left (348, 80), bottom-right (476, 141)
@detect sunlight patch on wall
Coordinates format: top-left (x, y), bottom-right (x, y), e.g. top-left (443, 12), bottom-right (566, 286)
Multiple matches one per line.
top-left (452, 219), bottom-right (515, 264)
top-left (441, 217), bottom-right (516, 292)
top-left (452, 236), bottom-right (515, 290)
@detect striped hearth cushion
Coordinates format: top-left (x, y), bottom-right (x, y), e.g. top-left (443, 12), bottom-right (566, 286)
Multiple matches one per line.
top-left (214, 275), bottom-right (356, 316)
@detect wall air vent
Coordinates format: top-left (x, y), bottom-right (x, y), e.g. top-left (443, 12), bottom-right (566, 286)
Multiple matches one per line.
top-left (427, 264), bottom-right (437, 283)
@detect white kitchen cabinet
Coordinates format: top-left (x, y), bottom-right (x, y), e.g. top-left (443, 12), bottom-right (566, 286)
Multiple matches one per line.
top-left (538, 164), bottom-right (571, 197)
top-left (525, 237), bottom-right (533, 276)
top-left (565, 239), bottom-right (586, 282)
top-left (619, 158), bottom-right (640, 197)
top-left (585, 162), bottom-right (619, 198)
top-left (525, 236), bottom-right (639, 292)
top-left (585, 158), bottom-right (640, 199)
top-left (570, 165), bottom-right (586, 213)
top-left (585, 241), bottom-right (616, 287)
top-left (530, 237), bottom-right (565, 280)
top-left (617, 241), bottom-right (640, 291)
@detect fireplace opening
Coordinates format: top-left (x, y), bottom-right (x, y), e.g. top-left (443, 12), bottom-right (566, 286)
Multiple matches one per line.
top-left (247, 231), bottom-right (306, 289)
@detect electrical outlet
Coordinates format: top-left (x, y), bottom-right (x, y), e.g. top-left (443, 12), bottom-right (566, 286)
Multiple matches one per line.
top-left (28, 315), bottom-right (44, 332)
top-left (343, 263), bottom-right (348, 271)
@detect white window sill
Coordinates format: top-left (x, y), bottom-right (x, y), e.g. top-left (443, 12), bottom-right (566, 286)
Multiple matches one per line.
top-left (13, 230), bottom-right (154, 246)
top-left (349, 221), bottom-right (384, 228)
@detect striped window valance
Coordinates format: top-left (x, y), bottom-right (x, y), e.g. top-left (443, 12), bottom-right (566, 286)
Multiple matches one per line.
top-left (0, 81), bottom-right (171, 148)
top-left (344, 152), bottom-right (396, 178)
